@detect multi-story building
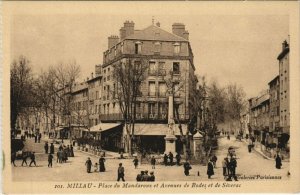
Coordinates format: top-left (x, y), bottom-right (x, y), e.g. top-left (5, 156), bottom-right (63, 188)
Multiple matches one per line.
top-left (268, 75), bottom-right (280, 133)
top-left (277, 40), bottom-right (290, 134)
top-left (96, 21), bottom-right (197, 153)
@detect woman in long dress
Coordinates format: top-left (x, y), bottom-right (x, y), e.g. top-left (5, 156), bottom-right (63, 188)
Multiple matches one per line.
top-left (99, 156), bottom-right (106, 172)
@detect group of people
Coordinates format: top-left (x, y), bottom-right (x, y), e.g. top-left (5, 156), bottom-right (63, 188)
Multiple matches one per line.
top-left (136, 170), bottom-right (155, 181)
top-left (221, 156), bottom-right (238, 181)
top-left (56, 144), bottom-right (74, 164)
top-left (163, 152), bottom-right (181, 166)
top-left (85, 156), bottom-right (106, 173)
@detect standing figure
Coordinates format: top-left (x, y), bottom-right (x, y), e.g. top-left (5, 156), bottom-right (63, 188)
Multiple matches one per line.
top-left (275, 155), bottom-right (282, 169)
top-left (229, 157), bottom-right (237, 181)
top-left (38, 133), bottom-right (42, 143)
top-left (48, 153), bottom-right (53, 168)
top-left (168, 152), bottom-right (174, 166)
top-left (151, 156), bottom-right (156, 169)
top-left (211, 155), bottom-right (218, 168)
top-left (117, 163), bottom-right (125, 182)
top-left (163, 154), bottom-right (168, 166)
top-left (133, 156), bottom-right (139, 169)
top-left (222, 158), bottom-right (228, 176)
top-left (176, 153), bottom-right (181, 166)
top-left (11, 152), bottom-right (17, 167)
top-left (70, 145), bottom-right (74, 157)
top-left (34, 134), bottom-right (37, 143)
top-left (149, 172), bottom-right (155, 181)
top-left (85, 157), bottom-right (92, 173)
top-left (29, 152), bottom-right (37, 167)
top-left (207, 159), bottom-right (214, 179)
top-left (50, 143), bottom-right (54, 154)
top-left (227, 135), bottom-right (230, 140)
top-left (99, 156), bottom-right (106, 172)
top-left (94, 163), bottom-right (99, 172)
top-left (183, 161), bottom-right (192, 176)
top-left (44, 142), bottom-right (49, 154)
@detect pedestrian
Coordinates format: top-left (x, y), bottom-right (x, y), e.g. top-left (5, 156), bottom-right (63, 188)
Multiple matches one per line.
top-left (141, 170), bottom-right (150, 181)
top-left (117, 163), bottom-right (125, 182)
top-left (229, 157), bottom-right (238, 181)
top-left (38, 133), bottom-right (42, 143)
top-left (275, 154), bottom-right (282, 169)
top-left (94, 163), bottom-right (99, 172)
top-left (99, 156), bottom-right (106, 172)
top-left (29, 152), bottom-right (37, 167)
top-left (207, 158), bottom-right (214, 179)
top-left (168, 152), bottom-right (174, 166)
top-left (133, 156), bottom-right (139, 169)
top-left (136, 171), bottom-right (144, 182)
top-left (227, 135), bottom-right (230, 140)
top-left (211, 154), bottom-right (218, 168)
top-left (50, 143), bottom-right (54, 154)
top-left (151, 156), bottom-right (156, 169)
top-left (34, 134), bottom-right (37, 143)
top-left (67, 145), bottom-right (71, 157)
top-left (176, 153), bottom-right (181, 166)
top-left (21, 152), bottom-right (28, 166)
top-left (85, 157), bottom-right (92, 173)
top-left (149, 171), bottom-right (155, 182)
top-left (48, 153), bottom-right (53, 168)
top-left (163, 154), bottom-right (168, 166)
top-left (222, 158), bottom-right (228, 176)
top-left (70, 145), bottom-right (74, 157)
top-left (44, 142), bottom-right (49, 154)
top-left (58, 149), bottom-right (63, 163)
top-left (11, 152), bottom-right (17, 167)
top-left (183, 161), bottom-right (192, 176)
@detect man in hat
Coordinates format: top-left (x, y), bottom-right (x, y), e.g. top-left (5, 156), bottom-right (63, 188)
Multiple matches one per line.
top-left (117, 163), bottom-right (125, 182)
top-left (85, 157), bottom-right (92, 173)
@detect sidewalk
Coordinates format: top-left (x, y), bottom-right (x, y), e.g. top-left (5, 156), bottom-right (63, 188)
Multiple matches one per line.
top-left (241, 138), bottom-right (289, 162)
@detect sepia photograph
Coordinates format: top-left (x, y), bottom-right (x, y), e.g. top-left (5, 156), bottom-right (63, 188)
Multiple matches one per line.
top-left (2, 1), bottom-right (300, 194)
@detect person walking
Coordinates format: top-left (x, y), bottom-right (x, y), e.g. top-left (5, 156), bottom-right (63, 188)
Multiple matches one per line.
top-left (70, 145), bottom-right (74, 157)
top-left (50, 143), bottom-right (54, 154)
top-left (133, 156), bottom-right (139, 169)
top-left (44, 142), bottom-right (49, 154)
top-left (207, 159), bottom-right (214, 179)
top-left (99, 156), bottom-right (106, 172)
top-left (163, 154), bottom-right (168, 166)
top-left (21, 152), bottom-right (28, 166)
top-left (275, 154), bottom-right (282, 169)
top-left (183, 161), bottom-right (192, 176)
top-left (29, 152), bottom-right (37, 167)
top-left (229, 157), bottom-right (237, 181)
top-left (38, 133), bottom-right (42, 143)
top-left (48, 153), bottom-right (53, 168)
top-left (11, 152), bottom-right (17, 167)
top-left (168, 152), bottom-right (174, 166)
top-left (117, 163), bottom-right (125, 182)
top-left (222, 158), bottom-right (228, 176)
top-left (85, 157), bottom-right (92, 173)
top-left (176, 153), bottom-right (181, 166)
top-left (34, 134), bottom-right (37, 143)
top-left (211, 155), bottom-right (218, 168)
top-left (151, 156), bottom-right (156, 169)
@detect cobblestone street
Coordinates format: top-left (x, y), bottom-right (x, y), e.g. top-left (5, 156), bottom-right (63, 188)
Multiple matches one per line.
top-left (12, 136), bottom-right (290, 182)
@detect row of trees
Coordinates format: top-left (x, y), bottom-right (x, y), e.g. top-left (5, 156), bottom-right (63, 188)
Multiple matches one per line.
top-left (11, 56), bottom-right (81, 140)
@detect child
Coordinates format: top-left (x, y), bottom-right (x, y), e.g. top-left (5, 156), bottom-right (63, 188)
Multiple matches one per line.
top-left (94, 163), bottom-right (99, 172)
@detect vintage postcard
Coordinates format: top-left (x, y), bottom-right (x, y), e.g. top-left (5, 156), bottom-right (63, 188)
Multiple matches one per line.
top-left (2, 1), bottom-right (300, 194)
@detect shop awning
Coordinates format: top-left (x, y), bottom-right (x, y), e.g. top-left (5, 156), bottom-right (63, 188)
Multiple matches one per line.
top-left (133, 123), bottom-right (188, 136)
top-left (84, 123), bottom-right (122, 132)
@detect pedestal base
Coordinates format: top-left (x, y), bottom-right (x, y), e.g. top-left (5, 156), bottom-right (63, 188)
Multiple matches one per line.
top-left (164, 134), bottom-right (177, 154)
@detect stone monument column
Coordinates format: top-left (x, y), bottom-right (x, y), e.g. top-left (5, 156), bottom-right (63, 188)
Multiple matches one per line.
top-left (193, 131), bottom-right (205, 164)
top-left (164, 91), bottom-right (177, 154)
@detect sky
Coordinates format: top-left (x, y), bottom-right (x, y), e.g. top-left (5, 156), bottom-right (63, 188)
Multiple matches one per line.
top-left (10, 4), bottom-right (289, 99)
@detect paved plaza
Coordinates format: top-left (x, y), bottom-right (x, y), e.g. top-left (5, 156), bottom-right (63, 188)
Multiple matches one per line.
top-left (12, 136), bottom-right (290, 182)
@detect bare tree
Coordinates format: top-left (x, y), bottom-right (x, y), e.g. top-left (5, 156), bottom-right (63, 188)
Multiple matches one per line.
top-left (112, 57), bottom-right (149, 156)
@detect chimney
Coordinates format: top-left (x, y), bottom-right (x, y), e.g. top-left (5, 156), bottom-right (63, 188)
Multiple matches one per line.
top-left (172, 23), bottom-right (189, 40)
top-left (108, 35), bottom-right (119, 49)
top-left (120, 21), bottom-right (135, 40)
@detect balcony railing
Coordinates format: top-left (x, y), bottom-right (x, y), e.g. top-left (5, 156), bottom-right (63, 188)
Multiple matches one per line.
top-left (99, 113), bottom-right (189, 121)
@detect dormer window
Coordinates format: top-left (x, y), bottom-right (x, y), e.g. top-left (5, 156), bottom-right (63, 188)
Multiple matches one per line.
top-left (135, 41), bottom-right (142, 54)
top-left (174, 42), bottom-right (180, 54)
